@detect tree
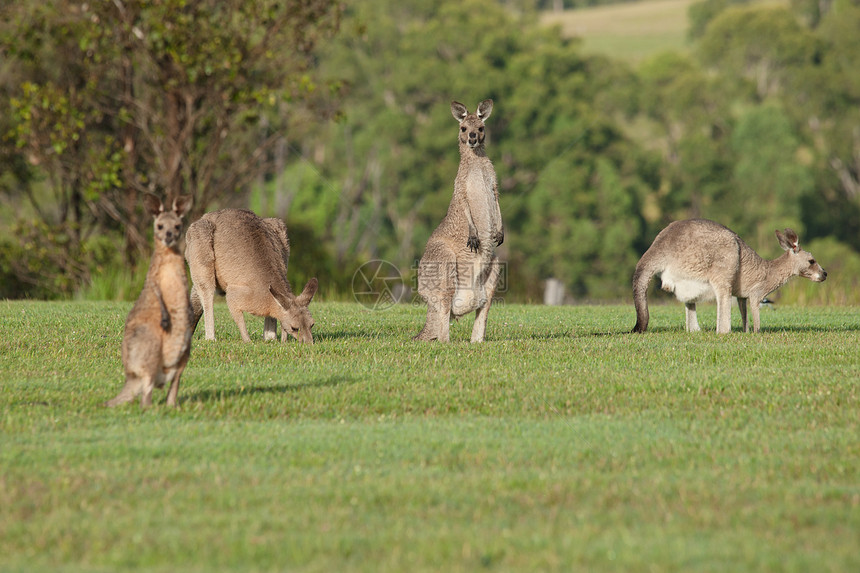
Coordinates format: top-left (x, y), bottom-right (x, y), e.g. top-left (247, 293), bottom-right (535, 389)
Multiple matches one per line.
top-left (286, 0), bottom-right (657, 301)
top-left (729, 104), bottom-right (813, 245)
top-left (697, 5), bottom-right (818, 100)
top-left (1, 0), bottom-right (340, 295)
top-left (637, 52), bottom-right (734, 225)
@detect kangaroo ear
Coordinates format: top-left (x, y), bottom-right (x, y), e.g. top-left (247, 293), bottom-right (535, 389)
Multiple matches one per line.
top-left (143, 193), bottom-right (164, 217)
top-left (296, 277), bottom-right (318, 306)
top-left (451, 101), bottom-right (468, 123)
top-left (269, 285), bottom-right (292, 311)
top-left (476, 99), bottom-right (493, 121)
top-left (172, 196), bottom-right (193, 218)
top-left (776, 228), bottom-right (800, 253)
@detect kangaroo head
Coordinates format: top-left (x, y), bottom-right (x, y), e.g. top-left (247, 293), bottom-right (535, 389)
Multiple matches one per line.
top-left (451, 99), bottom-right (493, 149)
top-left (144, 193), bottom-right (193, 248)
top-left (776, 228), bottom-right (827, 282)
top-left (270, 278), bottom-right (318, 343)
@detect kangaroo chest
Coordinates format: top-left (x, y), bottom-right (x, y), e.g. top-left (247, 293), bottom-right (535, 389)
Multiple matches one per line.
top-left (463, 163), bottom-right (498, 232)
top-left (158, 250), bottom-right (189, 299)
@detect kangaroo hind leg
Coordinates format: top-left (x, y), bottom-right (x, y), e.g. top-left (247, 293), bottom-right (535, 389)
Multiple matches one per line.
top-left (414, 244), bottom-right (456, 342)
top-left (186, 219), bottom-right (218, 340)
top-left (105, 378), bottom-right (140, 407)
top-left (224, 285), bottom-right (255, 342)
top-left (471, 257), bottom-right (502, 343)
top-left (685, 303), bottom-right (700, 332)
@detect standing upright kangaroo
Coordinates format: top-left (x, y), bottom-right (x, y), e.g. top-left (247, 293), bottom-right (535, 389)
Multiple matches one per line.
top-left (185, 209), bottom-right (317, 343)
top-left (632, 219), bottom-right (827, 334)
top-left (414, 99), bottom-right (504, 342)
top-left (107, 194), bottom-right (194, 408)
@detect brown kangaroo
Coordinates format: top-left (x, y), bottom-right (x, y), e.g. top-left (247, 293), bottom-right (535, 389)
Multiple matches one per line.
top-left (414, 99), bottom-right (504, 343)
top-left (107, 194), bottom-right (194, 408)
top-left (185, 208), bottom-right (317, 343)
top-left (632, 219), bottom-right (827, 334)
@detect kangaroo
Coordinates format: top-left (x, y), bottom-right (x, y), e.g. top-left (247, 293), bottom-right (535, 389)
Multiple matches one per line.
top-left (414, 99), bottom-right (504, 343)
top-left (107, 193), bottom-right (194, 408)
top-left (185, 208), bottom-right (317, 343)
top-left (632, 219), bottom-right (827, 334)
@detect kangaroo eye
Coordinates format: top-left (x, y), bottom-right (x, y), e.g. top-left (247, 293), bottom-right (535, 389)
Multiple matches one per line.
top-left (809, 259), bottom-right (816, 265)
top-left (460, 126), bottom-right (466, 132)
top-left (291, 326), bottom-right (299, 333)
top-left (157, 224), bottom-right (163, 230)
top-left (478, 127), bottom-right (484, 132)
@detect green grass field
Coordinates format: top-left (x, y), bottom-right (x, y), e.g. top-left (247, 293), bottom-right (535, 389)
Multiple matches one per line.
top-left (541, 0), bottom-right (695, 63)
top-left (2, 300), bottom-right (859, 571)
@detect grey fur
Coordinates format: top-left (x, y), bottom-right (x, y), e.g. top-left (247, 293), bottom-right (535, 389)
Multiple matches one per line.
top-left (414, 100), bottom-right (504, 342)
top-left (632, 219), bottom-right (827, 334)
top-left (185, 209), bottom-right (317, 343)
top-left (107, 194), bottom-right (194, 408)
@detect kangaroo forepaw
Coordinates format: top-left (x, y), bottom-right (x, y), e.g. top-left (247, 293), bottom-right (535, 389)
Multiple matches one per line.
top-left (467, 235), bottom-right (480, 253)
top-left (493, 230), bottom-right (504, 246)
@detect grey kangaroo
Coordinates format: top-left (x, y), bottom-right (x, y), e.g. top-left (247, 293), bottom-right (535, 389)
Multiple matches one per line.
top-left (632, 219), bottom-right (827, 334)
top-left (414, 99), bottom-right (504, 342)
top-left (107, 194), bottom-right (194, 408)
top-left (185, 208), bottom-right (317, 343)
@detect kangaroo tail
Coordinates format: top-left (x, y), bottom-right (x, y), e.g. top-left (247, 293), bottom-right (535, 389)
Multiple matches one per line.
top-left (632, 254), bottom-right (657, 333)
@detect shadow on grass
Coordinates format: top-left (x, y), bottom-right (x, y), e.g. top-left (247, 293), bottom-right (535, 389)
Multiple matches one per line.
top-left (183, 375), bottom-right (357, 404)
top-left (599, 324), bottom-right (860, 335)
top-left (314, 330), bottom-right (386, 341)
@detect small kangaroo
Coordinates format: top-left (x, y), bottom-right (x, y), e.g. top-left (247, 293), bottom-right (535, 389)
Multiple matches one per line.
top-left (414, 99), bottom-right (504, 343)
top-left (632, 219), bottom-right (827, 334)
top-left (185, 208), bottom-right (317, 343)
top-left (107, 194), bottom-right (194, 408)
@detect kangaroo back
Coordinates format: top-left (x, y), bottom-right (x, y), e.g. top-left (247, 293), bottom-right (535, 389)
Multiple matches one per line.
top-left (186, 208), bottom-right (317, 343)
top-left (631, 219), bottom-right (827, 334)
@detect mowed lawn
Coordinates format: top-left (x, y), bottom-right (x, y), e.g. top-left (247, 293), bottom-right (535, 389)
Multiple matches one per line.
top-left (541, 0), bottom-right (696, 62)
top-left (1, 299), bottom-right (859, 572)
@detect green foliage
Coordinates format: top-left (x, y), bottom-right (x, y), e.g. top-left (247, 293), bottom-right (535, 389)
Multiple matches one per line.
top-left (697, 5), bottom-right (818, 99)
top-left (4, 0), bottom-right (860, 303)
top-left (0, 219), bottom-right (124, 299)
top-left (687, 0), bottom-right (750, 40)
top-left (637, 51), bottom-right (734, 226)
top-left (728, 104), bottom-right (812, 243)
top-left (780, 236), bottom-right (860, 305)
top-left (2, 301), bottom-right (859, 570)
top-left (76, 259), bottom-right (150, 303)
top-left (1, 0), bottom-right (341, 298)
top-left (302, 1), bottom-right (656, 300)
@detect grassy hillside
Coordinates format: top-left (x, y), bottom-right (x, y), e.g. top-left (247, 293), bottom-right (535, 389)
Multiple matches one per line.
top-left (2, 300), bottom-right (859, 571)
top-left (541, 0), bottom-right (695, 62)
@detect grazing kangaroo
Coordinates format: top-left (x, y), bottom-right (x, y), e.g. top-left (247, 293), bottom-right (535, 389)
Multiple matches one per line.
top-left (185, 208), bottom-right (317, 343)
top-left (414, 99), bottom-right (504, 342)
top-left (632, 219), bottom-right (827, 334)
top-left (107, 194), bottom-right (194, 408)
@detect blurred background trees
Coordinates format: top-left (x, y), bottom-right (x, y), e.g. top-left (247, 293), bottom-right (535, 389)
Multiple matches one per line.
top-left (0, 0), bottom-right (341, 296)
top-left (2, 0), bottom-right (860, 303)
